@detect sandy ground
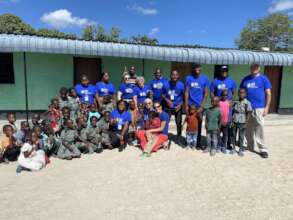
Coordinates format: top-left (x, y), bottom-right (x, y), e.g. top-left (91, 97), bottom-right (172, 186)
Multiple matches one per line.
top-left (0, 115), bottom-right (293, 220)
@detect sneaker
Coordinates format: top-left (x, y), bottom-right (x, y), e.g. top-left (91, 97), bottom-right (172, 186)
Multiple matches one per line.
top-left (203, 147), bottom-right (210, 153)
top-left (216, 147), bottom-right (221, 153)
top-left (238, 149), bottom-right (244, 157)
top-left (210, 149), bottom-right (216, 156)
top-left (16, 165), bottom-right (23, 174)
top-left (229, 149), bottom-right (236, 155)
top-left (260, 151), bottom-right (269, 159)
top-left (221, 147), bottom-right (227, 154)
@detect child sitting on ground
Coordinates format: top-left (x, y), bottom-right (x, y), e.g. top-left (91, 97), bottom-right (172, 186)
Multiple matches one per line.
top-left (182, 105), bottom-right (199, 150)
top-left (29, 113), bottom-right (41, 129)
top-left (17, 133), bottom-right (46, 173)
top-left (141, 110), bottom-right (161, 157)
top-left (87, 104), bottom-right (101, 127)
top-left (231, 88), bottom-right (252, 156)
top-left (5, 112), bottom-right (18, 133)
top-left (86, 116), bottom-right (103, 153)
top-left (218, 90), bottom-right (231, 154)
top-left (128, 100), bottom-right (139, 146)
top-left (0, 125), bottom-right (20, 163)
top-left (15, 121), bottom-right (30, 147)
top-left (96, 111), bottom-right (112, 150)
top-left (204, 97), bottom-right (221, 156)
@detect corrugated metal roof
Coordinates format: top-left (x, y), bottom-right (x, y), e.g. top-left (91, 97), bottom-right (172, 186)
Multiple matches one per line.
top-left (0, 34), bottom-right (293, 66)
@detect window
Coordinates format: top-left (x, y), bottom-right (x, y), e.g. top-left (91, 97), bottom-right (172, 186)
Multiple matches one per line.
top-left (0, 53), bottom-right (14, 84)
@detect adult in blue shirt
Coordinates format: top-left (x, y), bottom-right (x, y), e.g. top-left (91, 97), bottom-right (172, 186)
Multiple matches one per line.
top-left (240, 64), bottom-right (272, 159)
top-left (74, 75), bottom-right (96, 105)
top-left (109, 100), bottom-right (131, 152)
top-left (95, 72), bottom-right (116, 112)
top-left (162, 70), bottom-right (185, 145)
top-left (149, 68), bottom-right (168, 103)
top-left (118, 73), bottom-right (138, 108)
top-left (185, 64), bottom-right (210, 149)
top-left (136, 76), bottom-right (152, 104)
top-left (210, 65), bottom-right (237, 101)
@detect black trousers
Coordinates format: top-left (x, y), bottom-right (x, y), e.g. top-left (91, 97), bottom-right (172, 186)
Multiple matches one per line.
top-left (165, 107), bottom-right (182, 137)
top-left (230, 123), bottom-right (246, 149)
top-left (109, 131), bottom-right (127, 149)
top-left (3, 147), bottom-right (20, 161)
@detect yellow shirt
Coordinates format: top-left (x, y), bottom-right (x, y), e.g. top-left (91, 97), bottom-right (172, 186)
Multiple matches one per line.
top-left (0, 136), bottom-right (10, 153)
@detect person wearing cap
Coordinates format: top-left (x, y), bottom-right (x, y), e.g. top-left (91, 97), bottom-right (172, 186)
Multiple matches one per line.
top-left (74, 75), bottom-right (96, 105)
top-left (17, 142), bottom-right (46, 172)
top-left (210, 65), bottom-right (237, 101)
top-left (240, 64), bottom-right (272, 158)
top-left (185, 64), bottom-right (210, 149)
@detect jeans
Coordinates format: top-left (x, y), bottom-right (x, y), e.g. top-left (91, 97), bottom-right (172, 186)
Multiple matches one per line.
top-left (219, 124), bottom-right (229, 149)
top-left (231, 123), bottom-right (246, 149)
top-left (186, 132), bottom-right (198, 147)
top-left (207, 130), bottom-right (218, 149)
top-left (165, 107), bottom-right (182, 137)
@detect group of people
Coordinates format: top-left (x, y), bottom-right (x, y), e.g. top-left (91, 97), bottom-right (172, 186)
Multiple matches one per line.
top-left (0, 63), bottom-right (272, 172)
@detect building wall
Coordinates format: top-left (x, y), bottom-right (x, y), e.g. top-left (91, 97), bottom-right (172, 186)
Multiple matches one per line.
top-left (280, 66), bottom-right (293, 108)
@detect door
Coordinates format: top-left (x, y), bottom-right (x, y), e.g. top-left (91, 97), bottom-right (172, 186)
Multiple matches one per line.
top-left (74, 57), bottom-right (102, 85)
top-left (264, 66), bottom-right (282, 113)
top-left (171, 62), bottom-right (192, 81)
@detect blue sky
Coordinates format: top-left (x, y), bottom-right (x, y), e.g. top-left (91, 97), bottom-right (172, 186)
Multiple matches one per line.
top-left (0, 0), bottom-right (293, 48)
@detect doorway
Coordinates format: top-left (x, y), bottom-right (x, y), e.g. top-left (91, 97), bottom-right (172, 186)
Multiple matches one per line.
top-left (74, 57), bottom-right (102, 85)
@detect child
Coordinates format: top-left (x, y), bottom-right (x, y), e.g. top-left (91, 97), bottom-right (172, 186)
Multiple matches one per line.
top-left (29, 113), bottom-right (41, 129)
top-left (218, 90), bottom-right (231, 154)
top-left (86, 116), bottom-right (103, 153)
top-left (59, 119), bottom-right (81, 160)
top-left (60, 107), bottom-right (71, 132)
top-left (68, 87), bottom-right (81, 121)
top-left (87, 104), bottom-right (101, 127)
top-left (6, 112), bottom-right (18, 133)
top-left (128, 100), bottom-right (139, 145)
top-left (136, 103), bottom-right (146, 130)
top-left (32, 126), bottom-right (45, 151)
top-left (15, 121), bottom-right (30, 147)
top-left (183, 105), bottom-right (198, 150)
top-left (48, 99), bottom-right (61, 133)
top-left (17, 141), bottom-right (46, 172)
top-left (41, 123), bottom-right (61, 156)
top-left (0, 125), bottom-right (20, 163)
top-left (141, 111), bottom-right (161, 157)
top-left (58, 87), bottom-right (71, 110)
top-left (96, 111), bottom-right (112, 149)
top-left (76, 117), bottom-right (98, 154)
top-left (204, 97), bottom-right (221, 156)
top-left (231, 88), bottom-right (252, 156)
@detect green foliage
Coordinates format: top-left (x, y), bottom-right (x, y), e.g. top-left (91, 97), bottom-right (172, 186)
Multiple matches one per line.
top-left (82, 25), bottom-right (96, 41)
top-left (131, 34), bottom-right (158, 45)
top-left (236, 13), bottom-right (293, 52)
top-left (0, 13), bottom-right (35, 35)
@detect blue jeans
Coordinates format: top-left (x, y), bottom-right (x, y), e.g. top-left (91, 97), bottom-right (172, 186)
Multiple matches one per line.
top-left (207, 130), bottom-right (218, 149)
top-left (186, 132), bottom-right (198, 147)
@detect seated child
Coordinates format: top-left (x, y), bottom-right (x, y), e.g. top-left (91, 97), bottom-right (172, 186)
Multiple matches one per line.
top-left (231, 88), bottom-right (252, 156)
top-left (0, 125), bottom-right (20, 163)
top-left (17, 142), bottom-right (46, 173)
top-left (141, 110), bottom-right (161, 157)
top-left (218, 90), bottom-right (231, 154)
top-left (182, 105), bottom-right (198, 150)
top-left (32, 126), bottom-right (45, 151)
top-left (5, 112), bottom-right (18, 133)
top-left (204, 97), bottom-right (221, 156)
top-left (41, 122), bottom-right (61, 156)
top-left (87, 104), bottom-right (101, 127)
top-left (128, 100), bottom-right (139, 145)
top-left (29, 113), bottom-right (41, 129)
top-left (58, 87), bottom-right (71, 110)
top-left (59, 106), bottom-right (71, 132)
top-left (86, 116), bottom-right (103, 153)
top-left (76, 117), bottom-right (99, 154)
top-left (96, 111), bottom-right (112, 149)
top-left (136, 103), bottom-right (145, 130)
top-left (15, 121), bottom-right (30, 147)
top-left (59, 119), bottom-right (81, 160)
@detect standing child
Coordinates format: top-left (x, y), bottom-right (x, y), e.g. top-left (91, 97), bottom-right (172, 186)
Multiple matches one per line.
top-left (48, 99), bottom-right (61, 133)
top-left (218, 90), bottom-right (231, 154)
top-left (68, 87), bottom-right (81, 121)
top-left (204, 97), bottom-right (221, 156)
top-left (182, 105), bottom-right (198, 150)
top-left (0, 125), bottom-right (20, 163)
top-left (231, 88), bottom-right (252, 156)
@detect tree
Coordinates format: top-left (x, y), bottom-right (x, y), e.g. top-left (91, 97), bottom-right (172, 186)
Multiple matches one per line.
top-left (0, 13), bottom-right (35, 35)
top-left (95, 25), bottom-right (108, 41)
top-left (82, 25), bottom-right (96, 41)
top-left (109, 27), bottom-right (121, 42)
top-left (131, 34), bottom-right (158, 45)
top-left (236, 13), bottom-right (293, 51)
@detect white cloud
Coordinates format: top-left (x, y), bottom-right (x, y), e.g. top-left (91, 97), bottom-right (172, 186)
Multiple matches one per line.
top-left (268, 0), bottom-right (293, 13)
top-left (127, 4), bottom-right (157, 15)
top-left (148, 27), bottom-right (159, 36)
top-left (41, 9), bottom-right (95, 28)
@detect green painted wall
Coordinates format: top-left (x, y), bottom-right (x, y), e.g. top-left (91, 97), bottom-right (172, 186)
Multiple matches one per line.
top-left (280, 66), bottom-right (293, 108)
top-left (26, 53), bottom-right (73, 110)
top-left (0, 53), bottom-right (26, 110)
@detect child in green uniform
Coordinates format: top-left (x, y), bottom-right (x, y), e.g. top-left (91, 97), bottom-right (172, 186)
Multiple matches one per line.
top-left (59, 119), bottom-right (81, 160)
top-left (204, 97), bottom-right (221, 156)
top-left (68, 87), bottom-right (81, 121)
top-left (96, 111), bottom-right (112, 149)
top-left (86, 116), bottom-right (103, 153)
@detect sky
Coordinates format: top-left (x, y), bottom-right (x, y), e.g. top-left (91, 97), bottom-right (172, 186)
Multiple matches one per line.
top-left (0, 0), bottom-right (293, 48)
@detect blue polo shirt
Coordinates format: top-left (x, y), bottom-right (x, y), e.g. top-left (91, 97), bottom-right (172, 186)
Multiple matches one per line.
top-left (137, 85), bottom-right (151, 104)
top-left (240, 74), bottom-right (272, 109)
top-left (96, 81), bottom-right (116, 97)
top-left (110, 109), bottom-right (131, 131)
top-left (163, 80), bottom-right (185, 108)
top-left (185, 74), bottom-right (210, 107)
top-left (159, 111), bottom-right (169, 135)
top-left (119, 83), bottom-right (138, 100)
top-left (149, 77), bottom-right (168, 102)
top-left (210, 76), bottom-right (237, 100)
top-left (74, 84), bottom-right (96, 104)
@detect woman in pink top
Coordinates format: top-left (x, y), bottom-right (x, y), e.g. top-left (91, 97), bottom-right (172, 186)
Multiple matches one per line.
top-left (218, 90), bottom-right (231, 154)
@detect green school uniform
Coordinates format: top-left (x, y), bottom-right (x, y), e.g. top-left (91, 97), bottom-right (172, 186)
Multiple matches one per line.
top-left (205, 107), bottom-right (221, 131)
top-left (59, 128), bottom-right (81, 159)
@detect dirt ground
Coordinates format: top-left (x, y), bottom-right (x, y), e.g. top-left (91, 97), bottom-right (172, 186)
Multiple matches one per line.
top-left (0, 115), bottom-right (293, 220)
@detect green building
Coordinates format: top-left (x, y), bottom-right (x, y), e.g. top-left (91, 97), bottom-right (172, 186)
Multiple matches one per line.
top-left (0, 34), bottom-right (292, 113)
